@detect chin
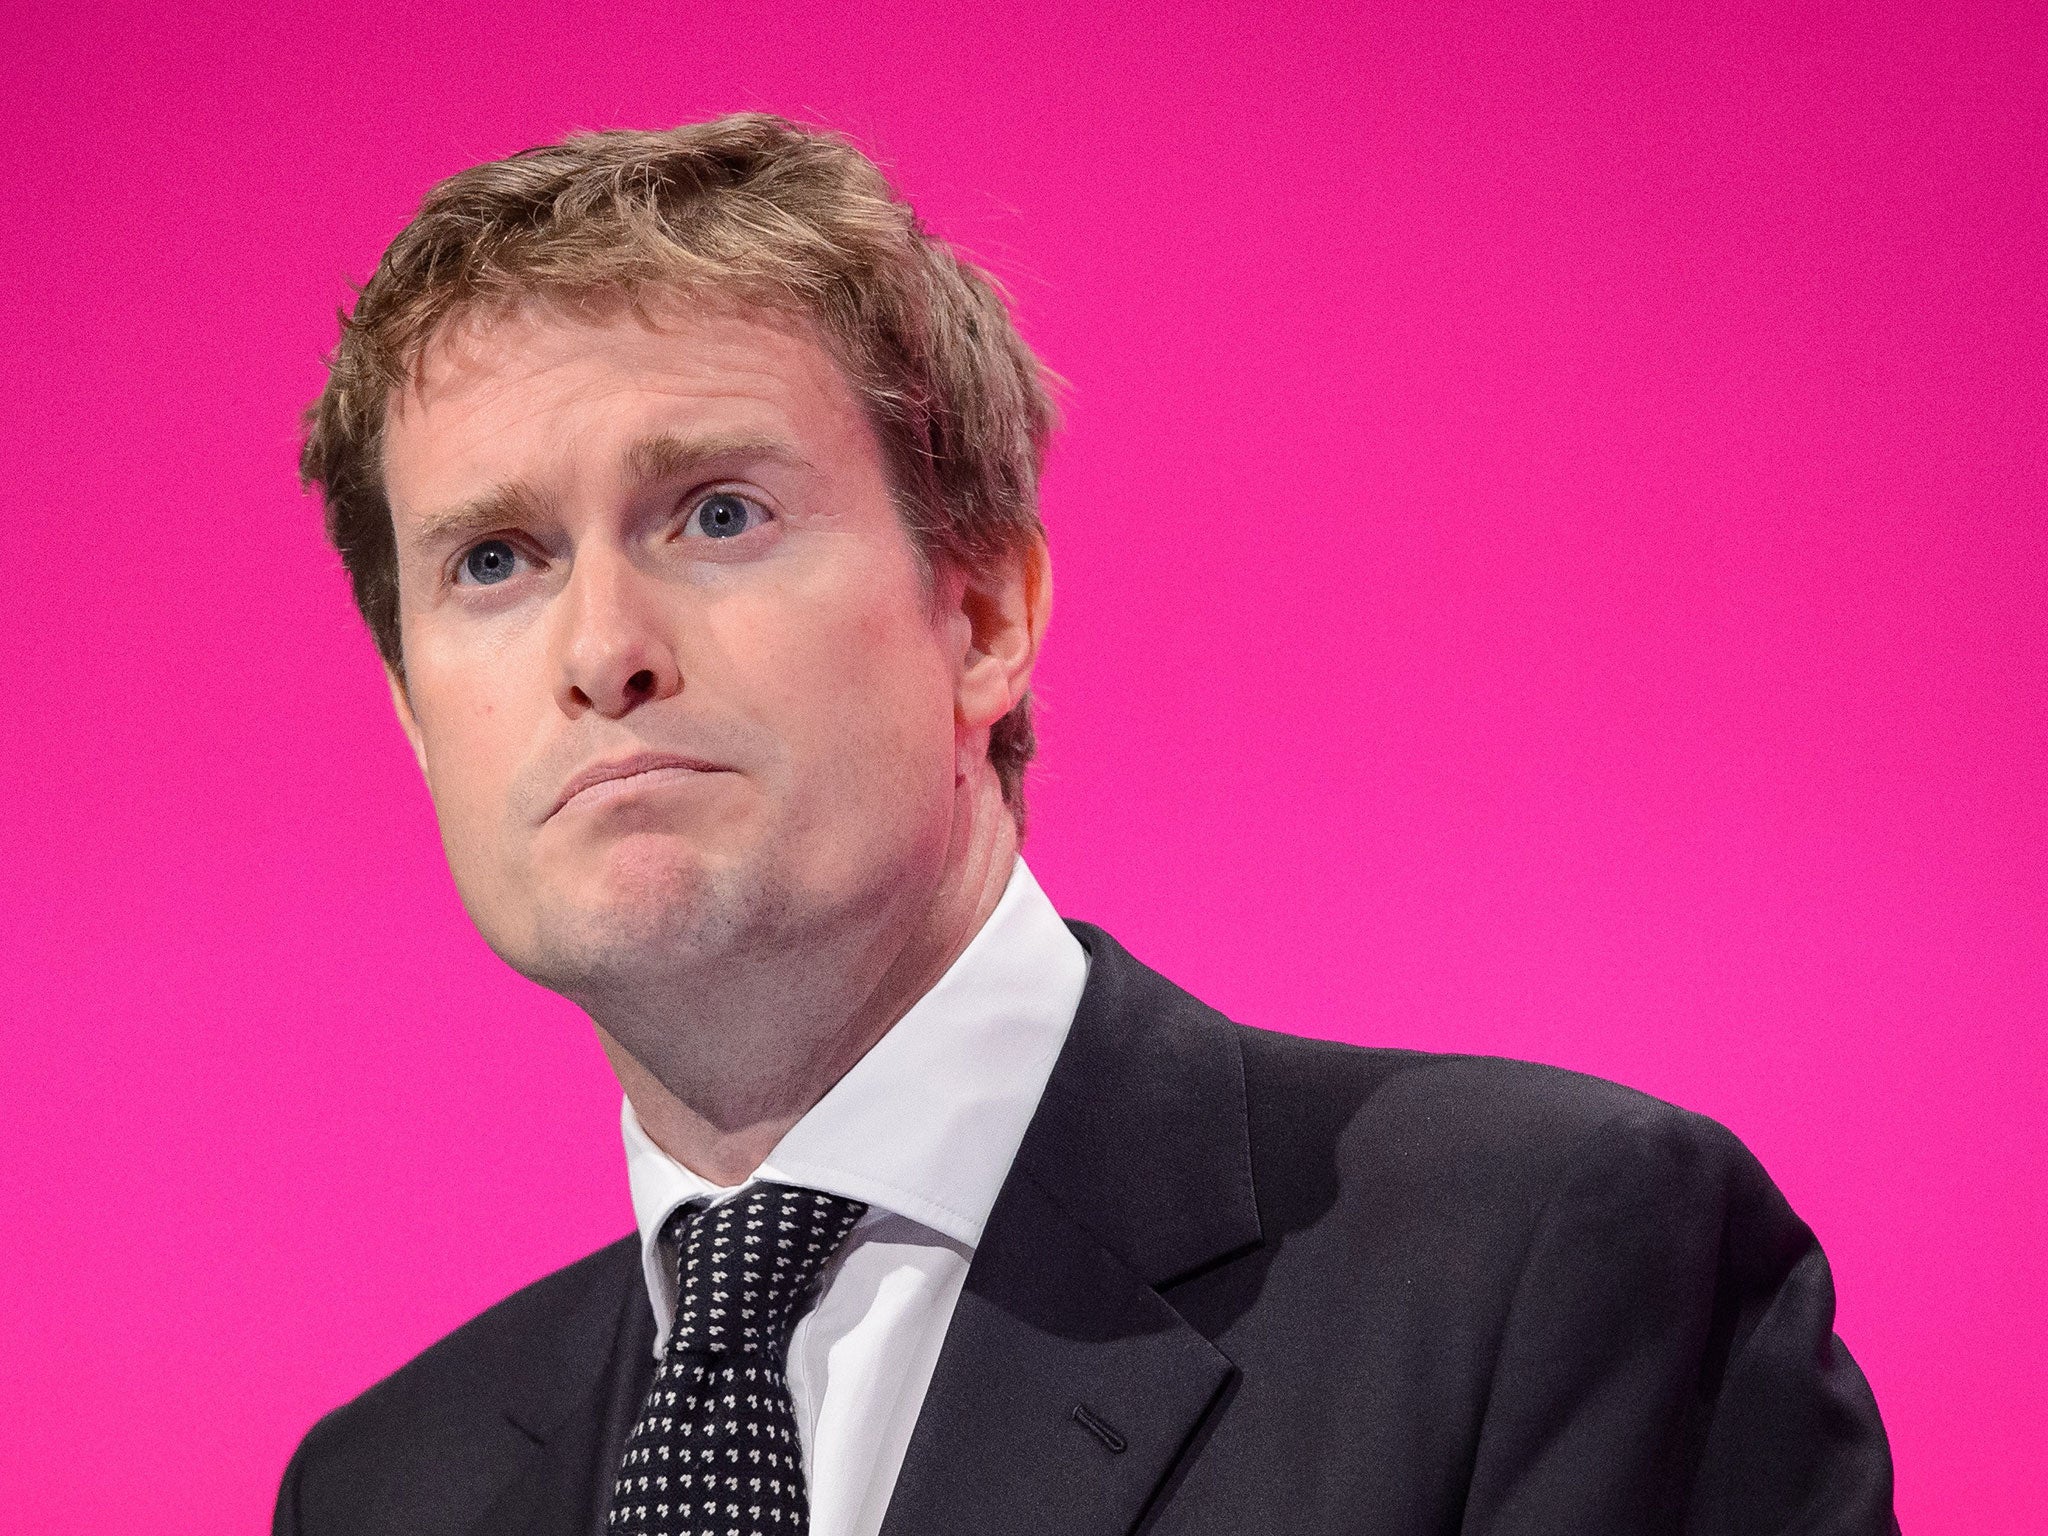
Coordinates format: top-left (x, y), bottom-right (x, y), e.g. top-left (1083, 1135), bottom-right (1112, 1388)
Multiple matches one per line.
top-left (513, 848), bottom-right (779, 994)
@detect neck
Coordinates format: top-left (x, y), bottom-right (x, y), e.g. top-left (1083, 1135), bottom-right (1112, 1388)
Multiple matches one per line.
top-left (593, 771), bottom-right (1019, 1186)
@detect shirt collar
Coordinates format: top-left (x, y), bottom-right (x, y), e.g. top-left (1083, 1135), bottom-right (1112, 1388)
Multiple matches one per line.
top-left (622, 857), bottom-right (1088, 1335)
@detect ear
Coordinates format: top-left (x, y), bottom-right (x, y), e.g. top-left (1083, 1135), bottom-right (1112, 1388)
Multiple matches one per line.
top-left (385, 663), bottom-right (430, 778)
top-left (952, 536), bottom-right (1052, 734)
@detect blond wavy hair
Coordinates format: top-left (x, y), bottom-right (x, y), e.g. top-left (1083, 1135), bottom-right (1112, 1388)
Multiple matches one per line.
top-left (302, 113), bottom-right (1056, 815)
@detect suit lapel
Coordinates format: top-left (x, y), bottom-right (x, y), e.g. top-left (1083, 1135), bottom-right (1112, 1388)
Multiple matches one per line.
top-left (467, 1237), bottom-right (654, 1536)
top-left (469, 1397), bottom-right (612, 1536)
top-left (879, 923), bottom-right (1262, 1536)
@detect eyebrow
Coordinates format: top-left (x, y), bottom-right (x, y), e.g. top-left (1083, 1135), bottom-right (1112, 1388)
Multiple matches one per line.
top-left (405, 432), bottom-right (814, 551)
top-left (408, 482), bottom-right (551, 550)
top-left (623, 431), bottom-right (814, 487)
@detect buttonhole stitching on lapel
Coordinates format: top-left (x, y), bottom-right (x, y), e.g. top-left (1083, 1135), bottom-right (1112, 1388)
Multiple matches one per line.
top-left (1072, 1403), bottom-right (1128, 1454)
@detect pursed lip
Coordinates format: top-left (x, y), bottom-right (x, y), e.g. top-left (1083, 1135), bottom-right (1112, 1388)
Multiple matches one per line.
top-left (547, 751), bottom-right (731, 820)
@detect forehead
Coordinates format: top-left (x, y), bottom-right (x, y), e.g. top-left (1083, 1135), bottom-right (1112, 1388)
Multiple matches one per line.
top-left (380, 295), bottom-right (879, 504)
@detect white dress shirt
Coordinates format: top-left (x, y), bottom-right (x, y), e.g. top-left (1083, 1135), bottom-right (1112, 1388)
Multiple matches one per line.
top-left (620, 858), bottom-right (1089, 1536)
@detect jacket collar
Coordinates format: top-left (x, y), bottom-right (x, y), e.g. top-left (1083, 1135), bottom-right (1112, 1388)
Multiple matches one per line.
top-left (877, 921), bottom-right (1263, 1536)
top-left (1008, 921), bottom-right (1262, 1286)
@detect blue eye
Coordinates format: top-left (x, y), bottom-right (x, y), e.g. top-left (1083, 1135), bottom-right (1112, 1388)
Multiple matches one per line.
top-left (461, 540), bottom-right (519, 585)
top-left (693, 492), bottom-right (761, 539)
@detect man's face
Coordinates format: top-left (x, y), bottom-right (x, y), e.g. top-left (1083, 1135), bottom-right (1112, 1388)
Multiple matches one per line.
top-left (381, 297), bottom-right (972, 1000)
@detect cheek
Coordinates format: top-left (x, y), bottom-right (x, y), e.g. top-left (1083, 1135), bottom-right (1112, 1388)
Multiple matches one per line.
top-left (748, 572), bottom-right (955, 789)
top-left (410, 674), bottom-right (530, 862)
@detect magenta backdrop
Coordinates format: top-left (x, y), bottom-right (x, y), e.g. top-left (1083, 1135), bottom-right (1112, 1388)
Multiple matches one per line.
top-left (4, 2), bottom-right (2042, 1529)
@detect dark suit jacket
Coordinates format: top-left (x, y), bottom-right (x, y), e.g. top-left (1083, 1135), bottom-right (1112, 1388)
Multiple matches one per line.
top-left (277, 923), bottom-right (1897, 1535)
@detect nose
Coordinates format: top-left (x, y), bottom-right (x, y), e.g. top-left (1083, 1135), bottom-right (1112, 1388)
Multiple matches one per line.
top-left (551, 545), bottom-right (683, 719)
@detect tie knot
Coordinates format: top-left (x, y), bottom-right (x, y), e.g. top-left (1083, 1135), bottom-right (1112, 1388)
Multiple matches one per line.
top-left (661, 1183), bottom-right (866, 1359)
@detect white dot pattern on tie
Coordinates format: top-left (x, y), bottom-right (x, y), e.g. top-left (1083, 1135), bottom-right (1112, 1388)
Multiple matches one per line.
top-left (609, 1183), bottom-right (868, 1536)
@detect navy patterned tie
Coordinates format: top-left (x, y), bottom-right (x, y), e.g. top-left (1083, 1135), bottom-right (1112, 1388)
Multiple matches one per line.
top-left (608, 1184), bottom-right (868, 1535)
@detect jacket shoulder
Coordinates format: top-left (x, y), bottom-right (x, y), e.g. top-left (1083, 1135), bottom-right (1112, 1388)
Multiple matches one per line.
top-left (1237, 1022), bottom-right (1710, 1140)
top-left (1230, 1022), bottom-right (1766, 1232)
top-left (1067, 921), bottom-right (1761, 1248)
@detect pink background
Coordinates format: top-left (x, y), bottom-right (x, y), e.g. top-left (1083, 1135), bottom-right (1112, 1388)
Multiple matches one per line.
top-left (4, 2), bottom-right (2042, 1529)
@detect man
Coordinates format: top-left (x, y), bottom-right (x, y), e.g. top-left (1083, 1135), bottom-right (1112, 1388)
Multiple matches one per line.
top-left (278, 114), bottom-right (1896, 1536)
